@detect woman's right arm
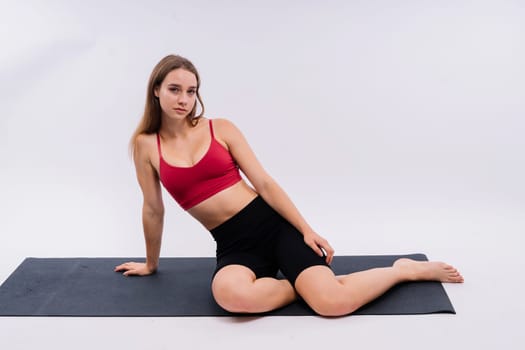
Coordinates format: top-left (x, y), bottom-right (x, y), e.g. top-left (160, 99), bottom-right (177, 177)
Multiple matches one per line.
top-left (115, 134), bottom-right (165, 276)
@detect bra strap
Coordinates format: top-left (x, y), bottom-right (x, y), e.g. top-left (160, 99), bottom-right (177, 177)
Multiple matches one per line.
top-left (156, 133), bottom-right (162, 159)
top-left (209, 119), bottom-right (215, 139)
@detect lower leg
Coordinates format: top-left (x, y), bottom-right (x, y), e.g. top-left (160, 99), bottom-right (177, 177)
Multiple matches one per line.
top-left (336, 266), bottom-right (404, 311)
top-left (336, 258), bottom-right (464, 312)
top-left (296, 258), bottom-right (464, 316)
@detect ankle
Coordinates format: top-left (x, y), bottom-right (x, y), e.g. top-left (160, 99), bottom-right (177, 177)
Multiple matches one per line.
top-left (392, 259), bottom-right (417, 282)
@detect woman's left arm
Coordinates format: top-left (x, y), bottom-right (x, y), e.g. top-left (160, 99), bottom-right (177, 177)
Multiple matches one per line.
top-left (215, 119), bottom-right (334, 264)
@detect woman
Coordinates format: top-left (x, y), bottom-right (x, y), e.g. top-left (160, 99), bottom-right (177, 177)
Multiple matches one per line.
top-left (115, 54), bottom-right (463, 317)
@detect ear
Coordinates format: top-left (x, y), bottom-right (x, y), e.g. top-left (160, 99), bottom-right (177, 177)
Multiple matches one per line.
top-left (154, 87), bottom-right (159, 98)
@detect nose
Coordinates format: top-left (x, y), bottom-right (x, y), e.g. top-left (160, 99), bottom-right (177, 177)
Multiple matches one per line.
top-left (178, 92), bottom-right (190, 106)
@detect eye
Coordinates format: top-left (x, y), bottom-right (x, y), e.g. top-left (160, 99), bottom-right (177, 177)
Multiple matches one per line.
top-left (188, 90), bottom-right (196, 95)
top-left (169, 87), bottom-right (180, 92)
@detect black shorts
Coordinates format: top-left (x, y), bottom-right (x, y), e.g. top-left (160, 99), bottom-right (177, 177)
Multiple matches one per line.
top-left (209, 196), bottom-right (330, 286)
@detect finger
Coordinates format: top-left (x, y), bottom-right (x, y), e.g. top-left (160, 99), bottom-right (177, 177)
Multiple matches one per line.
top-left (319, 247), bottom-right (329, 264)
top-left (325, 245), bottom-right (335, 264)
top-left (328, 250), bottom-right (335, 264)
top-left (123, 269), bottom-right (137, 277)
top-left (318, 242), bottom-right (334, 264)
top-left (116, 262), bottom-right (137, 273)
top-left (309, 242), bottom-right (324, 257)
top-left (115, 262), bottom-right (137, 271)
top-left (115, 265), bottom-right (128, 272)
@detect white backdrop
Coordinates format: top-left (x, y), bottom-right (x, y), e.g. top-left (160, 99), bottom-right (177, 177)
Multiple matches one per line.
top-left (1, 0), bottom-right (524, 278)
top-left (2, 1), bottom-right (525, 349)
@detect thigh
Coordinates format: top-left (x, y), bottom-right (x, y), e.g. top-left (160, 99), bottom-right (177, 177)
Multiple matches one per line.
top-left (212, 263), bottom-right (298, 314)
top-left (274, 221), bottom-right (330, 286)
top-left (212, 264), bottom-right (256, 293)
top-left (293, 265), bottom-right (348, 316)
top-left (294, 265), bottom-right (341, 298)
top-left (211, 264), bottom-right (255, 308)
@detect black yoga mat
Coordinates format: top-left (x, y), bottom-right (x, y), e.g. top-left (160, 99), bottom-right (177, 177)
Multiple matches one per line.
top-left (0, 254), bottom-right (455, 316)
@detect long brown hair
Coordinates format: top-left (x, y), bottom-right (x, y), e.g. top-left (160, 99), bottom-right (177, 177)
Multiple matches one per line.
top-left (129, 54), bottom-right (205, 156)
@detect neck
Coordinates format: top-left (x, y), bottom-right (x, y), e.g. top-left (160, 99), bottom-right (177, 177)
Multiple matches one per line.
top-left (160, 116), bottom-right (193, 138)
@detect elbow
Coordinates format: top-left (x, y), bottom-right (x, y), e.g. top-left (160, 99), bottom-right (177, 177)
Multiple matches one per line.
top-left (255, 176), bottom-right (277, 196)
top-left (143, 203), bottom-right (164, 219)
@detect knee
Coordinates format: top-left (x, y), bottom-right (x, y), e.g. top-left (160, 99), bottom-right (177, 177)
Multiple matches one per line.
top-left (212, 281), bottom-right (257, 313)
top-left (308, 291), bottom-right (359, 317)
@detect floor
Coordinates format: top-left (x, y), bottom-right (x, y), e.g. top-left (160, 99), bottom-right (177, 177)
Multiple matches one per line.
top-left (1, 194), bottom-right (524, 350)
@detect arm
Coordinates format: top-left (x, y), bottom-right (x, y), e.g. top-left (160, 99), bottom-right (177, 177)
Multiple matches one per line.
top-left (216, 119), bottom-right (334, 264)
top-left (115, 134), bottom-right (165, 276)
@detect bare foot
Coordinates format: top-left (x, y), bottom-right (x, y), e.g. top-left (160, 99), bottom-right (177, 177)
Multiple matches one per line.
top-left (393, 258), bottom-right (464, 283)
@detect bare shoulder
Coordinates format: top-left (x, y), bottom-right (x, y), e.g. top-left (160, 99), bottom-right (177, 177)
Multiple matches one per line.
top-left (211, 118), bottom-right (242, 139)
top-left (136, 133), bottom-right (157, 150)
top-left (212, 117), bottom-right (236, 129)
top-left (136, 132), bottom-right (157, 146)
top-left (134, 133), bottom-right (158, 165)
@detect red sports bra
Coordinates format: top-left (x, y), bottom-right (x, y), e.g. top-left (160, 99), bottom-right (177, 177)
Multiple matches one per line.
top-left (157, 119), bottom-right (242, 210)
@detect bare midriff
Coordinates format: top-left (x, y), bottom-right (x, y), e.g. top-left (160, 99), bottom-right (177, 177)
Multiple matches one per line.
top-left (187, 180), bottom-right (258, 230)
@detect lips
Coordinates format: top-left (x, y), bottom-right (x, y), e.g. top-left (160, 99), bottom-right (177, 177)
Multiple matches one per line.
top-left (175, 108), bottom-right (186, 112)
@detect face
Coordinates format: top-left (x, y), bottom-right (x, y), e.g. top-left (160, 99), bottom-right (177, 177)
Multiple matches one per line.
top-left (155, 68), bottom-right (198, 121)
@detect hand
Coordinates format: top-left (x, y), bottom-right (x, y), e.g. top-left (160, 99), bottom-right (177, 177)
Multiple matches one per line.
top-left (303, 231), bottom-right (335, 265)
top-left (114, 262), bottom-right (156, 276)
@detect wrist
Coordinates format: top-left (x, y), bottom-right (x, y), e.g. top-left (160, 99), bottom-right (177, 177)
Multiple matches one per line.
top-left (146, 261), bottom-right (158, 272)
top-left (299, 225), bottom-right (315, 236)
